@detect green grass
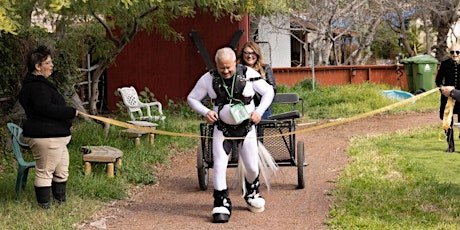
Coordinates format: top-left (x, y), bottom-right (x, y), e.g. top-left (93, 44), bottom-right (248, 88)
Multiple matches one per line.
top-left (0, 108), bottom-right (203, 230)
top-left (328, 126), bottom-right (460, 229)
top-left (0, 81), bottom-right (442, 229)
top-left (277, 81), bottom-right (439, 122)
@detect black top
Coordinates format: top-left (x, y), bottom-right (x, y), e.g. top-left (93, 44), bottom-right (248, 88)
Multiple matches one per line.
top-left (211, 65), bottom-right (251, 106)
top-left (19, 73), bottom-right (76, 138)
top-left (435, 59), bottom-right (460, 119)
top-left (435, 59), bottom-right (460, 87)
top-left (263, 65), bottom-right (277, 93)
top-left (253, 64), bottom-right (276, 107)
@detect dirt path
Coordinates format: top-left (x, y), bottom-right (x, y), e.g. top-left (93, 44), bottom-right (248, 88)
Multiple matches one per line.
top-left (81, 111), bottom-right (439, 230)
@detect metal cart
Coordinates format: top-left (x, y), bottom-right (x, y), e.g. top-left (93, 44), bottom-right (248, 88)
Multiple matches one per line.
top-left (196, 93), bottom-right (307, 190)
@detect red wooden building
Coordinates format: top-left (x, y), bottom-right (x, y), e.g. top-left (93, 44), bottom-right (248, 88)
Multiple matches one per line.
top-left (106, 12), bottom-right (419, 112)
top-left (106, 11), bottom-right (249, 110)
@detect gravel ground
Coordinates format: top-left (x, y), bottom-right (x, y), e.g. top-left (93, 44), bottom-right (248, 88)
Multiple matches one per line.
top-left (80, 111), bottom-right (439, 230)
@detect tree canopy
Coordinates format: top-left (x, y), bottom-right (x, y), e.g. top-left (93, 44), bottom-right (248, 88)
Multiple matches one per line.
top-left (1, 0), bottom-right (458, 116)
top-left (283, 0), bottom-right (459, 65)
top-left (0, 0), bottom-right (288, 116)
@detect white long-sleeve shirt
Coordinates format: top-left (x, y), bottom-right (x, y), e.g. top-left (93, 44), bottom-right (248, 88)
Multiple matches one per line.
top-left (187, 66), bottom-right (274, 124)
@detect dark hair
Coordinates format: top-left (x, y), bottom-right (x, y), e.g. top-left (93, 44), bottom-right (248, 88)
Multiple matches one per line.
top-left (27, 45), bottom-right (52, 73)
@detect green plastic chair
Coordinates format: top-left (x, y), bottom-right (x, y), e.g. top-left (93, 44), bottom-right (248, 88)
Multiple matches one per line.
top-left (7, 123), bottom-right (36, 198)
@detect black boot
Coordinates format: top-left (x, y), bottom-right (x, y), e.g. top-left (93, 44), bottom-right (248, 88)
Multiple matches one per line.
top-left (212, 189), bottom-right (232, 223)
top-left (52, 181), bottom-right (66, 204)
top-left (244, 176), bottom-right (265, 213)
top-left (34, 186), bottom-right (51, 209)
top-left (446, 128), bottom-right (455, 153)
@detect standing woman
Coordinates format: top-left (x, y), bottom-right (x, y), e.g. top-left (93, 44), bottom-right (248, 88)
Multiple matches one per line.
top-left (19, 45), bottom-right (78, 209)
top-left (237, 41), bottom-right (277, 119)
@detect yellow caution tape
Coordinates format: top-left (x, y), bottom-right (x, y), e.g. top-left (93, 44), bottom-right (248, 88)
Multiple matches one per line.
top-left (281, 87), bottom-right (440, 137)
top-left (78, 87), bottom-right (440, 140)
top-left (77, 112), bottom-right (203, 138)
top-left (442, 96), bottom-right (455, 130)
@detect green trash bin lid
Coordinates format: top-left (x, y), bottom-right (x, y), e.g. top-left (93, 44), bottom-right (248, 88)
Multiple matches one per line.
top-left (410, 54), bottom-right (438, 64)
top-left (400, 57), bottom-right (414, 64)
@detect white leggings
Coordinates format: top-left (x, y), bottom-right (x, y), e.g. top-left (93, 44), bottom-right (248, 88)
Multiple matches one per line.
top-left (212, 126), bottom-right (259, 190)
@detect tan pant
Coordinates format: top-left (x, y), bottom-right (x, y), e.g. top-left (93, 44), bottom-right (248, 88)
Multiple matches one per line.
top-left (24, 136), bottom-right (71, 187)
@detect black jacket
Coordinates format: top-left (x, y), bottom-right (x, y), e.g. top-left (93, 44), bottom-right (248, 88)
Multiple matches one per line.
top-left (253, 64), bottom-right (277, 106)
top-left (451, 89), bottom-right (460, 101)
top-left (264, 65), bottom-right (277, 93)
top-left (435, 59), bottom-right (460, 119)
top-left (19, 73), bottom-right (76, 138)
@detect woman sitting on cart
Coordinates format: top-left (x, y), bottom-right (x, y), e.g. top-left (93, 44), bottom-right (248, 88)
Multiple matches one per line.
top-left (187, 47), bottom-right (275, 223)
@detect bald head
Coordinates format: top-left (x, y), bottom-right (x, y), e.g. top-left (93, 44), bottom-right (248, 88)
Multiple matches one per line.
top-left (450, 43), bottom-right (460, 61)
top-left (214, 47), bottom-right (236, 79)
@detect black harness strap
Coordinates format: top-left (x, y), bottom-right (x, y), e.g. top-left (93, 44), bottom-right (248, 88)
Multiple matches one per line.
top-left (210, 65), bottom-right (255, 141)
top-left (247, 76), bottom-right (263, 82)
top-left (229, 29), bottom-right (244, 50)
top-left (189, 30), bottom-right (214, 70)
top-left (211, 65), bottom-right (251, 107)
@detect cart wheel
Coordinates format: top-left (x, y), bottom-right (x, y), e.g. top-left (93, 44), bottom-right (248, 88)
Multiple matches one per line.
top-left (297, 141), bottom-right (306, 189)
top-left (197, 147), bottom-right (209, 191)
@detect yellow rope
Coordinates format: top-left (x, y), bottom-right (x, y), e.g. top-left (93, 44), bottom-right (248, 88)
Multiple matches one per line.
top-left (78, 87), bottom-right (440, 140)
top-left (280, 87), bottom-right (440, 136)
top-left (77, 112), bottom-right (203, 138)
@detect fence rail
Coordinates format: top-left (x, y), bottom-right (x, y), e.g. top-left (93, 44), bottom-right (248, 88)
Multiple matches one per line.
top-left (273, 64), bottom-right (412, 90)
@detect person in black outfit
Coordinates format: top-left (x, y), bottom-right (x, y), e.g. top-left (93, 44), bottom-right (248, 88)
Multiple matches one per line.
top-left (436, 43), bottom-right (460, 152)
top-left (19, 45), bottom-right (78, 209)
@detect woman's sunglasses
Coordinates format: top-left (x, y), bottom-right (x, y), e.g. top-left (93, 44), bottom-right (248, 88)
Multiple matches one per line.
top-left (450, 50), bottom-right (460, 55)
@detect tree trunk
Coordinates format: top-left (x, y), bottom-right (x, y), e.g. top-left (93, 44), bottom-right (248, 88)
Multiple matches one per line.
top-left (435, 26), bottom-right (450, 61)
top-left (421, 12), bottom-right (433, 55)
top-left (71, 93), bottom-right (90, 122)
top-left (430, 0), bottom-right (460, 60)
top-left (89, 70), bottom-right (101, 115)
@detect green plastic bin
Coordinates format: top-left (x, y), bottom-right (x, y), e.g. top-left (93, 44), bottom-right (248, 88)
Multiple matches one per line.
top-left (400, 57), bottom-right (415, 93)
top-left (410, 55), bottom-right (438, 94)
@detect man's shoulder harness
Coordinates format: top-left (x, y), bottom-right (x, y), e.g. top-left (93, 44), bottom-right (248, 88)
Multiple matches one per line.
top-left (211, 65), bottom-right (252, 106)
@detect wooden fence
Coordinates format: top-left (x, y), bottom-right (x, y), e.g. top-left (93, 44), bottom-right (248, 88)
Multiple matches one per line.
top-left (273, 64), bottom-right (411, 90)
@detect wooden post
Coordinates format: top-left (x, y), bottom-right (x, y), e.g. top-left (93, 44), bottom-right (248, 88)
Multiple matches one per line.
top-left (149, 133), bottom-right (155, 145)
top-left (85, 162), bottom-right (92, 175)
top-left (107, 163), bottom-right (114, 177)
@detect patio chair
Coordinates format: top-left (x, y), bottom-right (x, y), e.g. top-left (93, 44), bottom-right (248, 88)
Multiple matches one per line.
top-left (7, 123), bottom-right (36, 198)
top-left (117, 86), bottom-right (166, 122)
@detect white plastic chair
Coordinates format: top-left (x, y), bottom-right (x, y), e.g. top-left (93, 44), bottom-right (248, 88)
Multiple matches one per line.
top-left (117, 86), bottom-right (166, 122)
